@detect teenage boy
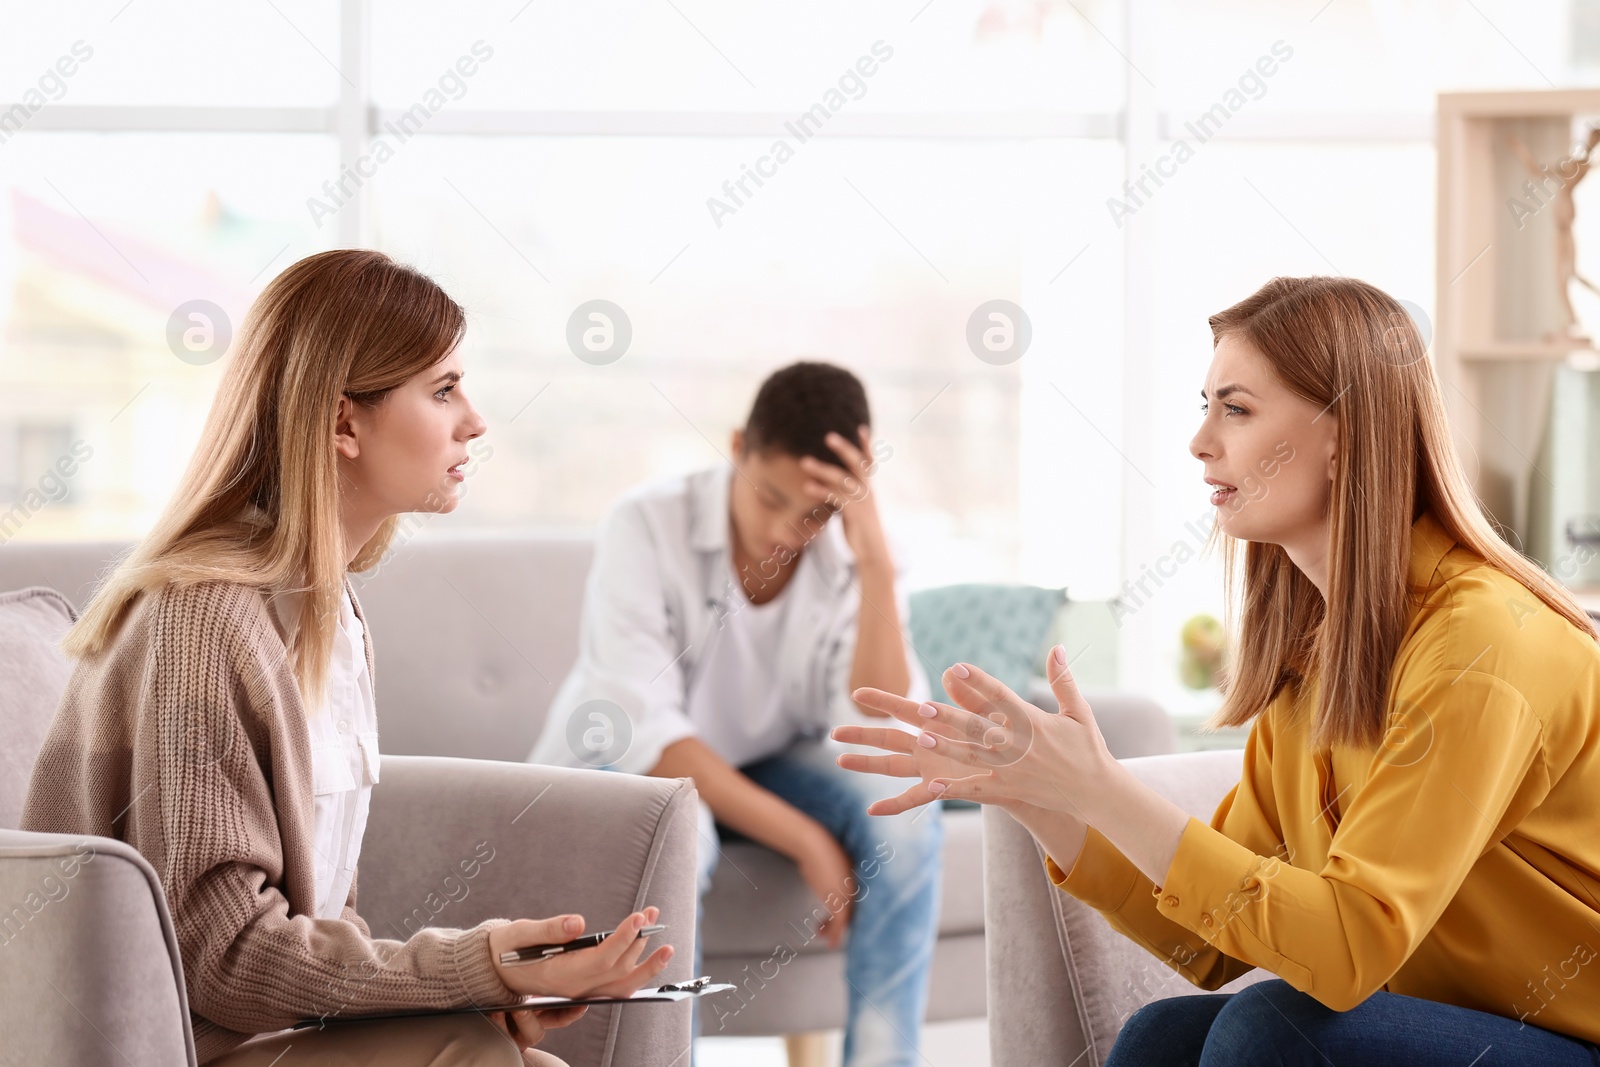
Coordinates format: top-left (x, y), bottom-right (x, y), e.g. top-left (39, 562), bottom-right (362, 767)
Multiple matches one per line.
top-left (528, 361), bottom-right (941, 1066)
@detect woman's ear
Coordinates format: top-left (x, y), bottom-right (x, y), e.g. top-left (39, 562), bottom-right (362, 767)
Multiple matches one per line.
top-left (334, 394), bottom-right (361, 462)
top-left (1321, 417), bottom-right (1338, 482)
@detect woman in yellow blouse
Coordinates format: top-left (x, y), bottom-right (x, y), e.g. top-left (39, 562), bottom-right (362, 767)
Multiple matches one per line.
top-left (832, 276), bottom-right (1600, 1065)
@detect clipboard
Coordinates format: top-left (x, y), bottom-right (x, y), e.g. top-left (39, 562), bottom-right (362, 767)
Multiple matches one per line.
top-left (292, 977), bottom-right (737, 1030)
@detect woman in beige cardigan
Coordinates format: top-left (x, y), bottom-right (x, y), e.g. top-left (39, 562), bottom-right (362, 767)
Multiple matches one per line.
top-left (23, 249), bottom-right (674, 1066)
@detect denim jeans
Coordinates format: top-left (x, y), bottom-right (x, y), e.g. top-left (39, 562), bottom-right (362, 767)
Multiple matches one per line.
top-left (1104, 977), bottom-right (1600, 1067)
top-left (690, 735), bottom-right (944, 1067)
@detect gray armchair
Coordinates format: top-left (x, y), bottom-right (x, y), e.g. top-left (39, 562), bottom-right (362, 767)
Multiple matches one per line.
top-left (349, 755), bottom-right (700, 1067)
top-left (0, 584), bottom-right (699, 1067)
top-left (982, 748), bottom-right (1270, 1067)
top-left (0, 827), bottom-right (195, 1066)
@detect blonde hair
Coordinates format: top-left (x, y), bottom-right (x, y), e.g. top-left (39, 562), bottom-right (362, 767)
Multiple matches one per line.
top-left (1204, 276), bottom-right (1596, 749)
top-left (63, 249), bottom-right (466, 708)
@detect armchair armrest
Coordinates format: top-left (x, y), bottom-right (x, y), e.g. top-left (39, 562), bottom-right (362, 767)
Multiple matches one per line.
top-left (985, 749), bottom-right (1263, 1067)
top-left (982, 805), bottom-right (1091, 1065)
top-left (358, 756), bottom-right (700, 1067)
top-left (0, 829), bottom-right (196, 1067)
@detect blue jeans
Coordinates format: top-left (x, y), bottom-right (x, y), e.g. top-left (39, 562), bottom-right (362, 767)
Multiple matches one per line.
top-left (691, 735), bottom-right (944, 1067)
top-left (1104, 978), bottom-right (1600, 1067)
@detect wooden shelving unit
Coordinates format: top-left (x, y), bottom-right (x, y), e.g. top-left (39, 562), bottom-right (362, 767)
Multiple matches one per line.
top-left (1458, 341), bottom-right (1600, 363)
top-left (1436, 90), bottom-right (1600, 568)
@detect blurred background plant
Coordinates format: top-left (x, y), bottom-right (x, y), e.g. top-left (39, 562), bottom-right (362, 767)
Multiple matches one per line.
top-left (1178, 612), bottom-right (1226, 690)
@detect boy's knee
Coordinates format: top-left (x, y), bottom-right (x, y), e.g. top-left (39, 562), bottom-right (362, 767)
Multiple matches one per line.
top-left (848, 814), bottom-right (942, 897)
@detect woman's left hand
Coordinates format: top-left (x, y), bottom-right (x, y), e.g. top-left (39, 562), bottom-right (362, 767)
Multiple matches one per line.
top-left (491, 1003), bottom-right (588, 1061)
top-left (836, 645), bottom-right (1114, 816)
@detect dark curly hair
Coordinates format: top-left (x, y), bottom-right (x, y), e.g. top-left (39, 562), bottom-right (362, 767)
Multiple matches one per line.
top-left (742, 361), bottom-right (871, 470)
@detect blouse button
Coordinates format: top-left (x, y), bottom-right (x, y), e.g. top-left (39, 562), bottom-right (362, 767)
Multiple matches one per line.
top-left (1163, 894), bottom-right (1179, 907)
top-left (337, 719), bottom-right (351, 734)
top-left (1201, 914), bottom-right (1213, 927)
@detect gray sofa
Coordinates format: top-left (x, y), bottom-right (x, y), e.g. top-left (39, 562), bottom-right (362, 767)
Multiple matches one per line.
top-left (0, 535), bottom-right (1178, 1063)
top-left (983, 748), bottom-right (1270, 1067)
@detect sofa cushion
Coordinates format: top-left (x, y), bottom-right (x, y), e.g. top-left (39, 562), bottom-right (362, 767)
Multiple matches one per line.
top-left (0, 587), bottom-right (78, 830)
top-left (700, 805), bottom-right (984, 958)
top-left (908, 583), bottom-right (1066, 705)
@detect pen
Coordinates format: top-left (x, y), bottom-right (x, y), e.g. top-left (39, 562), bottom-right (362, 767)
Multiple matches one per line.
top-left (498, 924), bottom-right (667, 966)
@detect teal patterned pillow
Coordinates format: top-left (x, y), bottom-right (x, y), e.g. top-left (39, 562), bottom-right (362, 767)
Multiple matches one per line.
top-left (906, 584), bottom-right (1067, 706)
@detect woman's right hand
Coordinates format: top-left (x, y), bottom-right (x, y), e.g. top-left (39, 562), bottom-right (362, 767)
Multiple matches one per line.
top-left (488, 908), bottom-right (674, 999)
top-left (830, 714), bottom-right (1088, 864)
top-left (831, 714), bottom-right (1036, 818)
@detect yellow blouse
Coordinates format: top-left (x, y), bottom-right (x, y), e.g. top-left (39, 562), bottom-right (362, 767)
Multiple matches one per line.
top-left (1046, 511), bottom-right (1600, 1043)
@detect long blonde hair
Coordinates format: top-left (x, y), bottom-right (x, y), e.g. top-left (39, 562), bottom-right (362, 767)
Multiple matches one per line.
top-left (1204, 276), bottom-right (1595, 749)
top-left (63, 249), bottom-right (466, 708)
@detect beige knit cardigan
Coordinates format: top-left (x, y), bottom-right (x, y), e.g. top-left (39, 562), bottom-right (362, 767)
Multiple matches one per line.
top-left (22, 579), bottom-right (517, 1063)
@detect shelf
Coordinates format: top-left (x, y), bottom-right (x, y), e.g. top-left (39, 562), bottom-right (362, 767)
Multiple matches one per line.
top-left (1458, 341), bottom-right (1600, 363)
top-left (1439, 89), bottom-right (1600, 118)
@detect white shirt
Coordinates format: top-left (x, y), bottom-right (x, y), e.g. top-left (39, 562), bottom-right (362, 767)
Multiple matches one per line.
top-left (527, 467), bottom-right (928, 774)
top-left (681, 559), bottom-right (798, 768)
top-left (271, 582), bottom-right (381, 920)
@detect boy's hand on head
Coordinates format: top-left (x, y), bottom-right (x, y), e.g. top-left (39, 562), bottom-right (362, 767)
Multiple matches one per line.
top-left (799, 425), bottom-right (890, 567)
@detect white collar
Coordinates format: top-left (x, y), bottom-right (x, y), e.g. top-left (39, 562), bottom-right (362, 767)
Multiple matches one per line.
top-left (684, 465), bottom-right (855, 596)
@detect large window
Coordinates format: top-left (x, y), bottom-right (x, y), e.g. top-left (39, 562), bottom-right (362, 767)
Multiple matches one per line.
top-left (0, 132), bottom-right (337, 539)
top-left (0, 0), bottom-right (1585, 707)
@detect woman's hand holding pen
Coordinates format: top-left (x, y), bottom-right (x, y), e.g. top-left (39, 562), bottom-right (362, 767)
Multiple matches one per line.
top-left (488, 908), bottom-right (673, 1000)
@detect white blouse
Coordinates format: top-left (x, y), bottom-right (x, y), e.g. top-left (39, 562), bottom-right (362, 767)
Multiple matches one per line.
top-left (273, 582), bottom-right (381, 920)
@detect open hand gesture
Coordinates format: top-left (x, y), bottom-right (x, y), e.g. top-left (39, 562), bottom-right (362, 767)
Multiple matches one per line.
top-left (832, 646), bottom-right (1112, 818)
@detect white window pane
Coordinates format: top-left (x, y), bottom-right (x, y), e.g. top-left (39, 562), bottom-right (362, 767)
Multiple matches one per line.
top-left (369, 136), bottom-right (1123, 588)
top-left (1155, 0), bottom-right (1572, 117)
top-left (2, 3), bottom-right (337, 109)
top-left (1124, 140), bottom-right (1434, 705)
top-left (0, 134), bottom-right (340, 541)
top-left (372, 0), bottom-right (1126, 113)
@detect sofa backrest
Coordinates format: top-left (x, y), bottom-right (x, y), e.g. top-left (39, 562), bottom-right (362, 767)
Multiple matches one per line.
top-left (0, 536), bottom-right (596, 768)
top-left (0, 542), bottom-right (126, 618)
top-left (0, 588), bottom-right (78, 829)
top-left (348, 536), bottom-right (594, 758)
